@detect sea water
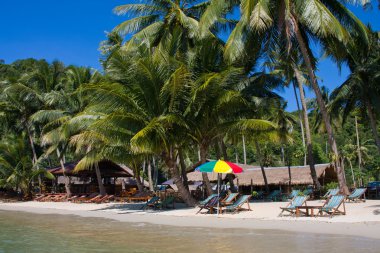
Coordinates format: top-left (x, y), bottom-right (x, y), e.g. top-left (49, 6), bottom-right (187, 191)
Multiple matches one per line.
top-left (0, 210), bottom-right (379, 253)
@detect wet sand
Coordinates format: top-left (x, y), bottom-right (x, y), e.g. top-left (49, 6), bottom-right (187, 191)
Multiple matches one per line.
top-left (0, 200), bottom-right (379, 239)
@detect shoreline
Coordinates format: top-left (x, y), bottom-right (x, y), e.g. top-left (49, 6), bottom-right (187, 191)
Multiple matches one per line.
top-left (1, 200), bottom-right (380, 239)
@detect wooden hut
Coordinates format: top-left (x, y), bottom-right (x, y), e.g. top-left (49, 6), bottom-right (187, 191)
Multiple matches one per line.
top-left (234, 163), bottom-right (337, 193)
top-left (47, 160), bottom-right (134, 195)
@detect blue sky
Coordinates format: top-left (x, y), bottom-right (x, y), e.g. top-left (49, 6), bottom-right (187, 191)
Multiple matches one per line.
top-left (0, 0), bottom-right (379, 111)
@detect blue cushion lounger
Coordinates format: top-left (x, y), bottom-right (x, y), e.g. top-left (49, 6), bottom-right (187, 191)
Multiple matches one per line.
top-left (303, 188), bottom-right (313, 197)
top-left (224, 195), bottom-right (252, 214)
top-left (347, 188), bottom-right (367, 202)
top-left (221, 193), bottom-right (239, 205)
top-left (198, 194), bottom-right (217, 206)
top-left (197, 195), bottom-right (218, 214)
top-left (318, 195), bottom-right (346, 217)
top-left (322, 188), bottom-right (339, 199)
top-left (142, 196), bottom-right (160, 210)
top-left (267, 190), bottom-right (282, 201)
top-left (288, 190), bottom-right (300, 199)
top-left (279, 195), bottom-right (309, 216)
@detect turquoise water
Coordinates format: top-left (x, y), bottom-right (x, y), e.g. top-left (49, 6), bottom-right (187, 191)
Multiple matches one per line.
top-left (0, 210), bottom-right (379, 253)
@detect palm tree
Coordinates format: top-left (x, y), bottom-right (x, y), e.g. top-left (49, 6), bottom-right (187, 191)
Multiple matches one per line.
top-left (31, 66), bottom-right (101, 197)
top-left (112, 0), bottom-right (210, 55)
top-left (201, 0), bottom-right (369, 194)
top-left (0, 134), bottom-right (54, 198)
top-left (330, 30), bottom-right (380, 154)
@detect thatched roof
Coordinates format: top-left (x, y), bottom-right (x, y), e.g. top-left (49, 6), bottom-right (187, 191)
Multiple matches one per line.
top-left (234, 163), bottom-right (335, 186)
top-left (48, 160), bottom-right (133, 178)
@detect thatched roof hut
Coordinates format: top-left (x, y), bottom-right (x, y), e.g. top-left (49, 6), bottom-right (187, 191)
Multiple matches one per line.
top-left (234, 163), bottom-right (336, 186)
top-left (48, 160), bottom-right (133, 178)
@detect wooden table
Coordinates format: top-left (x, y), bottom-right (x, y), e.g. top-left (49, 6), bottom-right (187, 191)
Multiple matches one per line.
top-left (295, 206), bottom-right (322, 217)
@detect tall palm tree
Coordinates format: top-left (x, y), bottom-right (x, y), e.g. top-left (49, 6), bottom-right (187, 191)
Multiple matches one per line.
top-left (330, 30), bottom-right (380, 154)
top-left (201, 0), bottom-right (369, 194)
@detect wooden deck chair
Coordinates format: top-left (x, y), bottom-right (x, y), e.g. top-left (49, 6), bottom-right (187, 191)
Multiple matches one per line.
top-left (34, 194), bottom-right (46, 201)
top-left (322, 188), bottom-right (339, 199)
top-left (279, 196), bottom-right (308, 216)
top-left (93, 195), bottom-right (114, 204)
top-left (303, 188), bottom-right (313, 197)
top-left (142, 196), bottom-right (160, 210)
top-left (198, 194), bottom-right (217, 206)
top-left (84, 194), bottom-right (103, 203)
top-left (318, 195), bottom-right (346, 218)
top-left (267, 190), bottom-right (282, 201)
top-left (347, 188), bottom-right (366, 202)
top-left (287, 190), bottom-right (300, 200)
top-left (72, 193), bottom-right (99, 203)
top-left (155, 196), bottom-right (175, 209)
top-left (224, 195), bottom-right (252, 214)
top-left (197, 196), bottom-right (219, 214)
top-left (221, 193), bottom-right (239, 206)
top-left (53, 194), bottom-right (67, 202)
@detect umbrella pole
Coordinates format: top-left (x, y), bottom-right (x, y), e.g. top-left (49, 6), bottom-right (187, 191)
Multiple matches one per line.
top-left (217, 173), bottom-right (220, 215)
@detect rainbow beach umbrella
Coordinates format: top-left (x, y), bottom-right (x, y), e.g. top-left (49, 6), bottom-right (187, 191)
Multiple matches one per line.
top-left (196, 160), bottom-right (243, 215)
top-left (195, 160), bottom-right (243, 174)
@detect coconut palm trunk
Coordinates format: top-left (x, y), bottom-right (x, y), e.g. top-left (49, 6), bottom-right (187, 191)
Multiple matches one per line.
top-left (25, 122), bottom-right (42, 186)
top-left (94, 164), bottom-right (106, 196)
top-left (56, 148), bottom-right (72, 197)
top-left (294, 27), bottom-right (348, 194)
top-left (133, 167), bottom-right (144, 192)
top-left (292, 82), bottom-right (307, 165)
top-left (163, 148), bottom-right (196, 207)
top-left (254, 141), bottom-right (269, 193)
top-left (220, 140), bottom-right (237, 193)
top-left (293, 66), bottom-right (321, 190)
top-left (199, 144), bottom-right (214, 196)
top-left (178, 148), bottom-right (190, 192)
top-left (147, 159), bottom-right (154, 191)
top-left (365, 99), bottom-right (380, 154)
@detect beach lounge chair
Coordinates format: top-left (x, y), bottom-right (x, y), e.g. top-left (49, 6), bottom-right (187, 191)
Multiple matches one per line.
top-left (224, 195), bottom-right (251, 214)
top-left (72, 193), bottom-right (99, 203)
top-left (155, 196), bottom-right (175, 209)
top-left (303, 188), bottom-right (313, 197)
top-left (322, 188), bottom-right (339, 199)
top-left (197, 195), bottom-right (219, 214)
top-left (266, 190), bottom-right (282, 201)
top-left (128, 192), bottom-right (152, 202)
top-left (347, 188), bottom-right (366, 202)
top-left (93, 194), bottom-right (114, 204)
top-left (34, 194), bottom-right (47, 201)
top-left (318, 195), bottom-right (346, 217)
top-left (279, 196), bottom-right (309, 216)
top-left (287, 190), bottom-right (300, 199)
top-left (142, 196), bottom-right (160, 210)
top-left (198, 194), bottom-right (218, 206)
top-left (221, 193), bottom-right (239, 206)
top-left (84, 194), bottom-right (103, 203)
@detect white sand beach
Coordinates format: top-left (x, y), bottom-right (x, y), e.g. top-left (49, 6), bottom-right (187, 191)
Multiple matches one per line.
top-left (1, 200), bottom-right (379, 239)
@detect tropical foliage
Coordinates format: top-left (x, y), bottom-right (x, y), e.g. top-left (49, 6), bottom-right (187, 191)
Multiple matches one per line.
top-left (0, 1), bottom-right (379, 204)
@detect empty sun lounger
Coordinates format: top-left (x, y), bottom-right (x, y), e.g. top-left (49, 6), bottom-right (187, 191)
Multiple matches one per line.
top-left (93, 194), bottom-right (114, 204)
top-left (224, 195), bottom-right (251, 214)
top-left (221, 193), bottom-right (239, 205)
top-left (155, 196), bottom-right (175, 209)
top-left (322, 188), bottom-right (339, 199)
top-left (198, 194), bottom-right (217, 206)
top-left (287, 190), bottom-right (300, 199)
top-left (347, 188), bottom-right (366, 202)
top-left (197, 195), bottom-right (220, 214)
top-left (142, 196), bottom-right (160, 210)
top-left (303, 188), bottom-right (313, 197)
top-left (267, 190), bottom-right (282, 201)
top-left (318, 195), bottom-right (346, 217)
top-left (279, 195), bottom-right (308, 216)
top-left (72, 193), bottom-right (99, 203)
